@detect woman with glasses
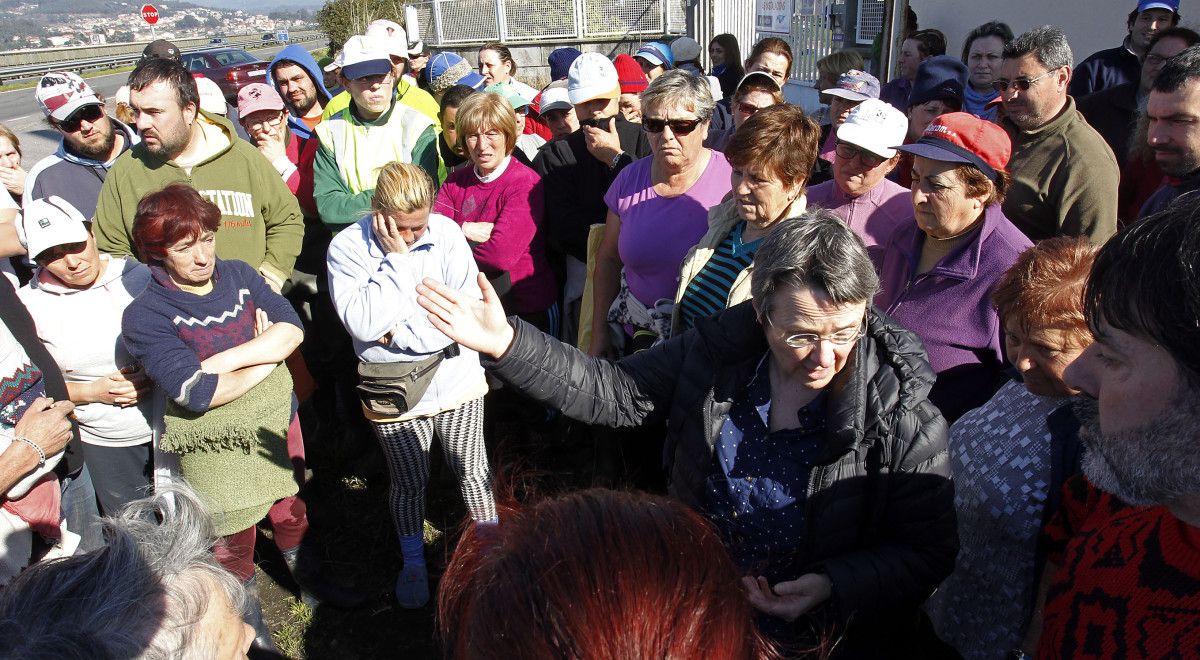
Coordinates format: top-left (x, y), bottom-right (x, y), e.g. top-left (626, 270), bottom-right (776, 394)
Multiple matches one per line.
top-left (807, 99), bottom-right (912, 262)
top-left (237, 83), bottom-right (318, 219)
top-left (707, 71), bottom-right (784, 152)
top-left (672, 104), bottom-right (817, 335)
top-left (415, 211), bottom-right (956, 655)
top-left (876, 113), bottom-right (1032, 423)
top-left (590, 70), bottom-right (732, 356)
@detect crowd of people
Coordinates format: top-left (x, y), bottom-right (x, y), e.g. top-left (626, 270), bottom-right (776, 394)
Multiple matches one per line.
top-left (1, 1), bottom-right (1199, 657)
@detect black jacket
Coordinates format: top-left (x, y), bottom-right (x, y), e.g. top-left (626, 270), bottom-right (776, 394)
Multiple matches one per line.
top-left (487, 302), bottom-right (957, 654)
top-left (1077, 82), bottom-right (1138, 168)
top-left (532, 116), bottom-right (651, 262)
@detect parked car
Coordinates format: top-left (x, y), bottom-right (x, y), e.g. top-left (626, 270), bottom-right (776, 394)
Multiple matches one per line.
top-left (261, 33), bottom-right (276, 44)
top-left (181, 48), bottom-right (269, 103)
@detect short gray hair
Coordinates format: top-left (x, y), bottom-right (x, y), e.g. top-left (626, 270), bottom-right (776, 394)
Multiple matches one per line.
top-left (639, 69), bottom-right (715, 122)
top-left (1003, 25), bottom-right (1073, 71)
top-left (0, 482), bottom-right (246, 659)
top-left (750, 209), bottom-right (879, 318)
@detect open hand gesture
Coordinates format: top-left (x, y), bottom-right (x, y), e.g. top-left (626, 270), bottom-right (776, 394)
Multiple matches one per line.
top-left (416, 273), bottom-right (513, 358)
top-left (742, 573), bottom-right (833, 622)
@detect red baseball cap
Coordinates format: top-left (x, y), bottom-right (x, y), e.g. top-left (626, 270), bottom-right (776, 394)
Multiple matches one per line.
top-left (895, 112), bottom-right (1011, 181)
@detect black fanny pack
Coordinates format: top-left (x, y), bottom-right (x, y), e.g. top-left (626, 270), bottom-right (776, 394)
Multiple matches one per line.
top-left (357, 343), bottom-right (460, 416)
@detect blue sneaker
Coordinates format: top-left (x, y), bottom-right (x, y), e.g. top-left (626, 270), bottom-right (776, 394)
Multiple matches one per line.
top-left (395, 563), bottom-right (429, 609)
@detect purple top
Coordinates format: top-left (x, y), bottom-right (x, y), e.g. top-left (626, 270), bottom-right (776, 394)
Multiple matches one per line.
top-left (873, 203), bottom-right (1032, 422)
top-left (806, 177), bottom-right (913, 260)
top-left (435, 158), bottom-right (556, 315)
top-left (604, 151), bottom-right (733, 305)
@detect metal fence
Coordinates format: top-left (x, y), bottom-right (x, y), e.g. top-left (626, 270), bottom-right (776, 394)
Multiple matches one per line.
top-left (855, 0), bottom-right (885, 45)
top-left (413, 0), bottom-right (685, 46)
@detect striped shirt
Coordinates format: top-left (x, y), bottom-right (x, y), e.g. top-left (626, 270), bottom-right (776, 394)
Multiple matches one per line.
top-left (678, 222), bottom-right (762, 330)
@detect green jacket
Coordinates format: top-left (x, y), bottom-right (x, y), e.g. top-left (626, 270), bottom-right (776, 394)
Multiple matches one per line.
top-left (92, 110), bottom-right (304, 287)
top-left (313, 98), bottom-right (438, 230)
top-left (1001, 97), bottom-right (1119, 245)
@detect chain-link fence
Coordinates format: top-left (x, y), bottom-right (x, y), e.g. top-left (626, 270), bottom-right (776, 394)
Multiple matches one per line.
top-left (411, 0), bottom-right (685, 46)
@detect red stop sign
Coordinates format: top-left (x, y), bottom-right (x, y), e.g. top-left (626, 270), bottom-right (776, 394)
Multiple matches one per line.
top-left (141, 4), bottom-right (159, 24)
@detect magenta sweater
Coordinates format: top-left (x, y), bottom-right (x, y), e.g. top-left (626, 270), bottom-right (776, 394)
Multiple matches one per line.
top-left (434, 158), bottom-right (557, 315)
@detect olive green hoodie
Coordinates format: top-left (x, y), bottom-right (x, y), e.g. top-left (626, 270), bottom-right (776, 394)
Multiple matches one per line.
top-left (93, 110), bottom-right (304, 288)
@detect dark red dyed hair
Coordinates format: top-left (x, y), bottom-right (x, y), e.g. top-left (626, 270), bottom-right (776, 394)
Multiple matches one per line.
top-left (131, 183), bottom-right (221, 264)
top-left (437, 488), bottom-right (780, 660)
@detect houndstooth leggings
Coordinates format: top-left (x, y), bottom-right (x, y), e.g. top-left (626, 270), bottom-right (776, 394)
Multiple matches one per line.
top-left (370, 397), bottom-right (496, 537)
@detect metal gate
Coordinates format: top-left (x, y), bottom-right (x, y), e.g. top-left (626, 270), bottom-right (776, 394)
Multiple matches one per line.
top-left (411, 0), bottom-right (686, 46)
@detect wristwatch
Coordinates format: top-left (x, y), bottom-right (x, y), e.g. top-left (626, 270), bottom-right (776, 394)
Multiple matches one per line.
top-left (609, 151), bottom-right (625, 169)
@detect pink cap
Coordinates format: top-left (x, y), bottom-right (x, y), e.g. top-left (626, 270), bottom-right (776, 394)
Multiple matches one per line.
top-left (237, 83), bottom-right (286, 117)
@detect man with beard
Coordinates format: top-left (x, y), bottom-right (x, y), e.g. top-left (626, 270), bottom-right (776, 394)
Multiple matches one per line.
top-left (1138, 45), bottom-right (1200, 217)
top-left (998, 26), bottom-right (1119, 244)
top-left (26, 72), bottom-right (138, 219)
top-left (1029, 202), bottom-right (1200, 658)
top-left (93, 57), bottom-right (303, 292)
top-left (269, 44), bottom-right (333, 142)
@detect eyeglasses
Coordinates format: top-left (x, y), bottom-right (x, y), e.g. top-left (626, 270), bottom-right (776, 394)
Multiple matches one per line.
top-left (991, 70), bottom-right (1055, 93)
top-left (737, 102), bottom-right (769, 117)
top-left (579, 115), bottom-right (615, 129)
top-left (244, 113), bottom-right (284, 129)
top-left (766, 315), bottom-right (867, 349)
top-left (835, 142), bottom-right (886, 168)
top-left (642, 117), bottom-right (703, 136)
top-left (57, 104), bottom-right (104, 132)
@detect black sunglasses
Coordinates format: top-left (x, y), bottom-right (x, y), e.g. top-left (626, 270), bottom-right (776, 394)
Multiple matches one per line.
top-left (835, 141), bottom-right (886, 167)
top-left (642, 117), bottom-right (702, 136)
top-left (579, 115), bottom-right (615, 129)
top-left (57, 104), bottom-right (105, 132)
top-left (990, 70), bottom-right (1054, 93)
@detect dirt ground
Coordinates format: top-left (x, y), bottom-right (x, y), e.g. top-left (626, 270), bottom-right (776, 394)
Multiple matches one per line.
top-left (251, 396), bottom-right (607, 659)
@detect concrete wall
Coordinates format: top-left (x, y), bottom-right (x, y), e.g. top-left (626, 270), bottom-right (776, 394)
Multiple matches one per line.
top-left (908, 0), bottom-right (1132, 66)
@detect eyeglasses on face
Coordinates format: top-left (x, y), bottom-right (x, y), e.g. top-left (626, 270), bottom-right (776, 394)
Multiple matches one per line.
top-left (57, 104), bottom-right (105, 132)
top-left (766, 315), bottom-right (867, 349)
top-left (737, 102), bottom-right (770, 117)
top-left (642, 117), bottom-right (702, 136)
top-left (991, 70), bottom-right (1055, 93)
top-left (835, 141), bottom-right (886, 168)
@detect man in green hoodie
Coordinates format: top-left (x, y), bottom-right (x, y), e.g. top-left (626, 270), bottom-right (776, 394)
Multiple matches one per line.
top-left (92, 57), bottom-right (304, 291)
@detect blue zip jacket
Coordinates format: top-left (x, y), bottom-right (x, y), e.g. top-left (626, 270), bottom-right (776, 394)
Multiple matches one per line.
top-left (269, 44), bottom-right (332, 141)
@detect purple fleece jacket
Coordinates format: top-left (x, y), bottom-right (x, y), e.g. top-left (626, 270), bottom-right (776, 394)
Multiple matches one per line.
top-left (434, 158), bottom-right (556, 315)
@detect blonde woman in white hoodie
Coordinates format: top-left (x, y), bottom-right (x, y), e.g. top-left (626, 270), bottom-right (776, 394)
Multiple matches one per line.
top-left (16, 197), bottom-right (153, 515)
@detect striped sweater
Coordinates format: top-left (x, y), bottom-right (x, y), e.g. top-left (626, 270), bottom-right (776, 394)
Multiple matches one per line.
top-left (121, 259), bottom-right (302, 413)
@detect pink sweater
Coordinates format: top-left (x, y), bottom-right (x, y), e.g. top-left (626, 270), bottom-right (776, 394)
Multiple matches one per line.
top-left (434, 158), bottom-right (557, 315)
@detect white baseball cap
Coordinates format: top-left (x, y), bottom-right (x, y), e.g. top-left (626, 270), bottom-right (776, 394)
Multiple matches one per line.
top-left (365, 19), bottom-right (408, 60)
top-left (337, 35), bottom-right (393, 80)
top-left (835, 99), bottom-right (907, 159)
top-left (567, 52), bottom-right (620, 105)
top-left (36, 71), bottom-right (103, 122)
top-left (194, 76), bottom-right (226, 115)
top-left (539, 83), bottom-right (573, 113)
top-left (22, 196), bottom-right (89, 261)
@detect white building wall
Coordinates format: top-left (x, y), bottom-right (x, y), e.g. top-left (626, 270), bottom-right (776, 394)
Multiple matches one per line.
top-left (908, 0), bottom-right (1133, 66)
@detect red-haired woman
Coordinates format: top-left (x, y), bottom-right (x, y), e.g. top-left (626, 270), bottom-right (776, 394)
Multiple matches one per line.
top-left (439, 488), bottom-right (781, 660)
top-left (120, 183), bottom-right (326, 654)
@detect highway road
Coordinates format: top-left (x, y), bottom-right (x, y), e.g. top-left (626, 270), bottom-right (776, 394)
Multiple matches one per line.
top-left (0, 41), bottom-right (320, 171)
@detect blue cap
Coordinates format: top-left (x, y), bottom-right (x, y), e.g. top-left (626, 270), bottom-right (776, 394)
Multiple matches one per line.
top-left (548, 47), bottom-right (582, 81)
top-left (423, 52), bottom-right (486, 95)
top-left (1137, 0), bottom-right (1180, 12)
top-left (907, 56), bottom-right (968, 109)
top-left (635, 42), bottom-right (674, 69)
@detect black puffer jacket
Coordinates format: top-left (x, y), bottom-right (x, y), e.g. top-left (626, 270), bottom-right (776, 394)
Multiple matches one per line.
top-left (487, 302), bottom-right (957, 655)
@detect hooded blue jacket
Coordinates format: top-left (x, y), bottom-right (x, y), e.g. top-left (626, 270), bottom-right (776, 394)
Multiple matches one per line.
top-left (269, 44), bottom-right (332, 141)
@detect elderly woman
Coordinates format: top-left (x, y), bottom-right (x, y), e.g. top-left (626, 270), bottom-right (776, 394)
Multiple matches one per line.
top-left (16, 197), bottom-right (152, 516)
top-left (477, 43), bottom-right (538, 102)
top-left (435, 92), bottom-right (556, 329)
top-left (708, 72), bottom-right (784, 151)
top-left (590, 70), bottom-right (732, 355)
top-left (673, 105), bottom-right (817, 333)
top-left (121, 184), bottom-right (312, 654)
top-left (926, 237), bottom-right (1096, 660)
top-left (417, 212), bottom-right (955, 655)
top-left (807, 99), bottom-right (912, 260)
top-left (327, 162), bottom-right (497, 610)
top-left (876, 113), bottom-right (1033, 422)
top-left (961, 21), bottom-right (1014, 120)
